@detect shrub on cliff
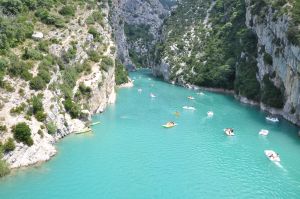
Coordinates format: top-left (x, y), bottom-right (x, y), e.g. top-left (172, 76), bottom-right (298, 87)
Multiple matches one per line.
top-left (63, 98), bottom-right (81, 118)
top-left (3, 138), bottom-right (15, 152)
top-left (13, 122), bottom-right (33, 146)
top-left (46, 122), bottom-right (57, 135)
top-left (30, 76), bottom-right (47, 90)
top-left (115, 61), bottom-right (128, 85)
top-left (59, 5), bottom-right (75, 16)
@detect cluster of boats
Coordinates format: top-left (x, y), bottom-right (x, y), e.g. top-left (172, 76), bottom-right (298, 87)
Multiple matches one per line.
top-left (149, 89), bottom-right (281, 163)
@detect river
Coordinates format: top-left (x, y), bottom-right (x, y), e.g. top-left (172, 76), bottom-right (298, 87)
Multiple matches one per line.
top-left (0, 70), bottom-right (300, 198)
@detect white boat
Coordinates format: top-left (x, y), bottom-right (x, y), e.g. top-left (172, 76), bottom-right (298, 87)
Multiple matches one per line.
top-left (162, 122), bottom-right (177, 128)
top-left (207, 111), bottom-right (214, 117)
top-left (224, 128), bottom-right (234, 136)
top-left (266, 116), bottom-right (279, 123)
top-left (264, 150), bottom-right (280, 162)
top-left (182, 106), bottom-right (196, 110)
top-left (187, 96), bottom-right (195, 100)
top-left (197, 92), bottom-right (205, 96)
top-left (138, 88), bottom-right (142, 93)
top-left (150, 93), bottom-right (156, 98)
top-left (259, 129), bottom-right (269, 136)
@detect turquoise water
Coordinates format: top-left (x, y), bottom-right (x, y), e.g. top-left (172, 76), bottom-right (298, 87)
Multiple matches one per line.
top-left (1, 70), bottom-right (300, 198)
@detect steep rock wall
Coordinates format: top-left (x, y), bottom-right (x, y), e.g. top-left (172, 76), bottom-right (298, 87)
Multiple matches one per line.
top-left (111, 0), bottom-right (172, 69)
top-left (245, 0), bottom-right (300, 125)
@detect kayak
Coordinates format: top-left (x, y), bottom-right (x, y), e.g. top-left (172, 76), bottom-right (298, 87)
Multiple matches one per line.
top-left (187, 96), bottom-right (195, 100)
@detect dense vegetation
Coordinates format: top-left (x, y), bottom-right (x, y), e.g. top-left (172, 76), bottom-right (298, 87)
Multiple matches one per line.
top-left (157, 0), bottom-right (289, 106)
top-left (0, 0), bottom-right (118, 176)
top-left (158, 0), bottom-right (259, 94)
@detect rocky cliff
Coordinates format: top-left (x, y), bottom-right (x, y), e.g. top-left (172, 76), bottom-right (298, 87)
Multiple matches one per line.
top-left (154, 0), bottom-right (300, 126)
top-left (0, 1), bottom-right (117, 169)
top-left (245, 0), bottom-right (300, 125)
top-left (110, 0), bottom-right (174, 69)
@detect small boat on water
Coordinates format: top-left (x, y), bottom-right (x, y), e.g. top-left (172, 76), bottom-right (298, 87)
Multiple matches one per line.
top-left (187, 96), bottom-right (195, 100)
top-left (266, 116), bottom-right (279, 123)
top-left (150, 93), bottom-right (156, 98)
top-left (174, 111), bottom-right (180, 117)
top-left (207, 111), bottom-right (214, 117)
top-left (75, 127), bottom-right (92, 134)
top-left (197, 92), bottom-right (205, 96)
top-left (264, 150), bottom-right (280, 162)
top-left (224, 128), bottom-right (234, 136)
top-left (162, 122), bottom-right (177, 128)
top-left (182, 106), bottom-right (196, 110)
top-left (259, 129), bottom-right (269, 136)
top-left (138, 88), bottom-right (142, 92)
top-left (90, 121), bottom-right (101, 126)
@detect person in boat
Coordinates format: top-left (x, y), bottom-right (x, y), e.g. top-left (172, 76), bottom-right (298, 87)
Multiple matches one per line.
top-left (268, 153), bottom-right (274, 158)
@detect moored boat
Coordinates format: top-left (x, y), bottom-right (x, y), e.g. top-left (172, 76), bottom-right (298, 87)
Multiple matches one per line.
top-left (266, 116), bottom-right (279, 123)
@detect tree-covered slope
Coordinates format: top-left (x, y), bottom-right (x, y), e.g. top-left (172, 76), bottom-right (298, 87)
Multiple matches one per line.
top-left (155, 0), bottom-right (300, 125)
top-left (0, 0), bottom-right (128, 175)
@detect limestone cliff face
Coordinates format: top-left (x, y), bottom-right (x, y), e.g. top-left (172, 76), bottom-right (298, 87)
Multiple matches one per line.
top-left (153, 0), bottom-right (300, 126)
top-left (245, 0), bottom-right (300, 125)
top-left (111, 0), bottom-right (173, 69)
top-left (1, 3), bottom-right (116, 168)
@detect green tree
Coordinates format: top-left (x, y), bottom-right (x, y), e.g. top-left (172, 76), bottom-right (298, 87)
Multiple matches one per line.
top-left (13, 122), bottom-right (33, 146)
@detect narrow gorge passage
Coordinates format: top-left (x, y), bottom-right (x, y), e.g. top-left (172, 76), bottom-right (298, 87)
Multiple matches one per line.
top-left (1, 70), bottom-right (299, 198)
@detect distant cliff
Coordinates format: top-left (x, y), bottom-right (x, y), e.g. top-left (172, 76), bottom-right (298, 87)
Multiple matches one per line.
top-left (110, 0), bottom-right (174, 69)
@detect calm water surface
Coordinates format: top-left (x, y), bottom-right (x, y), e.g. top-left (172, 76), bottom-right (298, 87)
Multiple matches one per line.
top-left (1, 70), bottom-right (300, 199)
